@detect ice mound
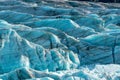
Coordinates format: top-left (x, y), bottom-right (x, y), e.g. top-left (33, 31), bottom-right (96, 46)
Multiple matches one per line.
top-left (0, 28), bottom-right (80, 74)
top-left (0, 0), bottom-right (120, 80)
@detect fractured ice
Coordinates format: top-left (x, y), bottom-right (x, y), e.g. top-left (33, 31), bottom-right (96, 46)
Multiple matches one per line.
top-left (0, 0), bottom-right (120, 80)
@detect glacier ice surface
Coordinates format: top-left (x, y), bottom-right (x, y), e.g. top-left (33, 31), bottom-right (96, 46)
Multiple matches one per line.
top-left (0, 0), bottom-right (120, 80)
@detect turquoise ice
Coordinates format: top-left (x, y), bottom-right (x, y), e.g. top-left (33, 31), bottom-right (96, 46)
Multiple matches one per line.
top-left (0, 0), bottom-right (120, 80)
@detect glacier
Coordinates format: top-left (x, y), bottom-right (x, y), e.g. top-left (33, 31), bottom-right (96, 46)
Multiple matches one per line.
top-left (0, 0), bottom-right (120, 80)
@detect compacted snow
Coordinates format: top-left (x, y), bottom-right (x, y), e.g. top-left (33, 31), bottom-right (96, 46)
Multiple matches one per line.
top-left (0, 0), bottom-right (120, 80)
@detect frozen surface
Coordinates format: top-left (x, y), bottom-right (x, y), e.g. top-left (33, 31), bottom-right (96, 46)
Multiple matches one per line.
top-left (0, 0), bottom-right (120, 80)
